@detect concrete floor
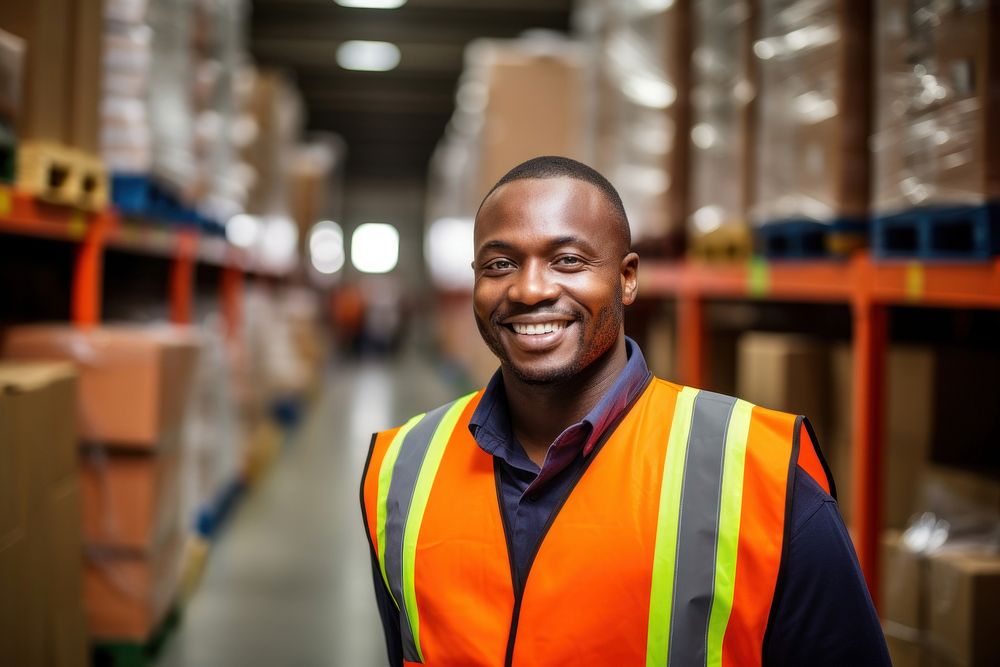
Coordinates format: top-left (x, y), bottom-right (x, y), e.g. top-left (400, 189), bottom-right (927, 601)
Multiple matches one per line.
top-left (157, 353), bottom-right (457, 667)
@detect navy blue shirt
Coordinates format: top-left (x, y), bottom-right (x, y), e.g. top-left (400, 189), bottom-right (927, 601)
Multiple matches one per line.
top-left (368, 339), bottom-right (890, 666)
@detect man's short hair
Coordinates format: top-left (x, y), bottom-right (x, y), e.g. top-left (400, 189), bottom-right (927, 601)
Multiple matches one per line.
top-left (478, 155), bottom-right (631, 251)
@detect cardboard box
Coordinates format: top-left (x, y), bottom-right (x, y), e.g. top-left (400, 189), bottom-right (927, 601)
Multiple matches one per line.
top-left (0, 28), bottom-right (24, 126)
top-left (68, 0), bottom-right (104, 154)
top-left (80, 444), bottom-right (182, 551)
top-left (880, 530), bottom-right (927, 633)
top-left (2, 325), bottom-right (200, 447)
top-left (885, 346), bottom-right (937, 527)
top-left (84, 535), bottom-right (183, 641)
top-left (0, 363), bottom-right (87, 667)
top-left (927, 550), bottom-right (1000, 666)
top-left (473, 40), bottom-right (587, 203)
top-left (885, 633), bottom-right (923, 667)
top-left (736, 332), bottom-right (829, 441)
top-left (0, 0), bottom-right (72, 142)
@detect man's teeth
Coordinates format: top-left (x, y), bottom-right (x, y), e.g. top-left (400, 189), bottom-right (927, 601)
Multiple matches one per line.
top-left (511, 322), bottom-right (567, 335)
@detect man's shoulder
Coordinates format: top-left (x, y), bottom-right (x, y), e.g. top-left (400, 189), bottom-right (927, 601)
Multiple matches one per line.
top-left (376, 389), bottom-right (486, 437)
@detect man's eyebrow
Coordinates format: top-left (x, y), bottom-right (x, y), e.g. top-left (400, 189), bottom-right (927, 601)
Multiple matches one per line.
top-left (476, 239), bottom-right (516, 256)
top-left (476, 235), bottom-right (599, 256)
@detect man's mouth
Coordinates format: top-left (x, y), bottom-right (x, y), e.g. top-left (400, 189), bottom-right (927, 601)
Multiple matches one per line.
top-left (508, 321), bottom-right (568, 336)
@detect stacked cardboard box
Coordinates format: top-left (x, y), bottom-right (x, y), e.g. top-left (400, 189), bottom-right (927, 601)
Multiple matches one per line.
top-left (751, 0), bottom-right (870, 225)
top-left (873, 0), bottom-right (999, 212)
top-left (2, 325), bottom-right (201, 641)
top-left (881, 531), bottom-right (1000, 666)
top-left (0, 362), bottom-right (88, 667)
top-left (0, 0), bottom-right (72, 144)
top-left (0, 0), bottom-right (106, 208)
top-left (467, 38), bottom-right (588, 205)
top-left (687, 0), bottom-right (754, 259)
top-left (830, 344), bottom-right (1000, 528)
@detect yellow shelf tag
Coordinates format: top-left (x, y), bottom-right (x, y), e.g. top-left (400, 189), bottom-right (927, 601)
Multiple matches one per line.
top-left (748, 258), bottom-right (770, 297)
top-left (67, 212), bottom-right (87, 238)
top-left (0, 187), bottom-right (11, 216)
top-left (905, 263), bottom-right (924, 302)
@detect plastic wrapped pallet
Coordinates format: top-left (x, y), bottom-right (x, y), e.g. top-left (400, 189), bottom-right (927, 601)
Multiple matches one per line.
top-left (751, 0), bottom-right (870, 226)
top-left (686, 0), bottom-right (754, 262)
top-left (872, 0), bottom-right (999, 213)
top-left (180, 318), bottom-right (243, 534)
top-left (189, 0), bottom-right (252, 227)
top-left (578, 0), bottom-right (690, 248)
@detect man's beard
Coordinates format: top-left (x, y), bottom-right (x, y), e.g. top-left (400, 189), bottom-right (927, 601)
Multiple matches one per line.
top-left (474, 298), bottom-right (622, 386)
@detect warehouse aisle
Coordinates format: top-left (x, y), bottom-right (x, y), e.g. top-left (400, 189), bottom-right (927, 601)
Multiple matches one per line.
top-left (157, 352), bottom-right (458, 667)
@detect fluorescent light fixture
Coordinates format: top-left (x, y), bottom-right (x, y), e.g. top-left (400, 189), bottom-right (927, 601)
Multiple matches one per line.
top-left (622, 76), bottom-right (676, 109)
top-left (226, 213), bottom-right (261, 248)
top-left (260, 216), bottom-right (299, 266)
top-left (309, 220), bottom-right (345, 275)
top-left (335, 0), bottom-right (407, 8)
top-left (351, 223), bottom-right (399, 274)
top-left (425, 217), bottom-right (474, 290)
top-left (337, 40), bottom-right (401, 72)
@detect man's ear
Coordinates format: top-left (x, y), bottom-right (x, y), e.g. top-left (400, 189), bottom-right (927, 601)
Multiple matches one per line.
top-left (620, 252), bottom-right (639, 305)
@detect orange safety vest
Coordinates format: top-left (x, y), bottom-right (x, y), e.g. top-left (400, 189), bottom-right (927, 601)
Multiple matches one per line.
top-left (361, 376), bottom-right (834, 667)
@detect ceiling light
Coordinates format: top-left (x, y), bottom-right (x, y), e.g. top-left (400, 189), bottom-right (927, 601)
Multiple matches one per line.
top-left (309, 221), bottom-right (345, 275)
top-left (335, 0), bottom-right (407, 8)
top-left (226, 214), bottom-right (261, 248)
top-left (352, 223), bottom-right (399, 273)
top-left (337, 40), bottom-right (401, 72)
top-left (425, 217), bottom-right (474, 290)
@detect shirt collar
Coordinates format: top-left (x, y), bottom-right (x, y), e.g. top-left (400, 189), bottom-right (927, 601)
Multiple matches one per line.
top-left (468, 337), bottom-right (652, 465)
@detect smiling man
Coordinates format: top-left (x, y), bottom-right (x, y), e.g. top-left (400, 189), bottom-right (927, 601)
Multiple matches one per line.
top-left (362, 156), bottom-right (889, 666)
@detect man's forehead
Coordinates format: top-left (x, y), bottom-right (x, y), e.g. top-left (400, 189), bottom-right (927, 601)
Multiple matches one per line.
top-left (476, 176), bottom-right (606, 228)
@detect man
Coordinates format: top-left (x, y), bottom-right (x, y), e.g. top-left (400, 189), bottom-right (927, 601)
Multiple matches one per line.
top-left (361, 156), bottom-right (889, 666)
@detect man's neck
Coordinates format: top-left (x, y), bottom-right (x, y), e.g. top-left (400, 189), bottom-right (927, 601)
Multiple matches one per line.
top-left (502, 336), bottom-right (628, 467)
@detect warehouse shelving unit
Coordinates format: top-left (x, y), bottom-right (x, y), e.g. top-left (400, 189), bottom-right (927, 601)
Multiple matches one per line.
top-left (0, 184), bottom-right (285, 334)
top-left (639, 254), bottom-right (1000, 602)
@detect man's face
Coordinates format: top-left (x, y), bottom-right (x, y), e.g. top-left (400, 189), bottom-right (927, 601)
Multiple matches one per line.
top-left (472, 177), bottom-right (638, 385)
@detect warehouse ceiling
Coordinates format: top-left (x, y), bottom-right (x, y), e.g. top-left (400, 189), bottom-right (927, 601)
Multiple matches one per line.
top-left (249, 0), bottom-right (574, 183)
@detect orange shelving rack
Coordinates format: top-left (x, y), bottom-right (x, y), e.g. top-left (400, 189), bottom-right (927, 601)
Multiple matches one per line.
top-left (0, 185), bottom-right (282, 334)
top-left (639, 253), bottom-right (1000, 602)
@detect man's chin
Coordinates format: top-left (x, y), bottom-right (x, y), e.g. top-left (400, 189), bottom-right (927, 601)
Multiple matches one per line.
top-left (502, 359), bottom-right (580, 386)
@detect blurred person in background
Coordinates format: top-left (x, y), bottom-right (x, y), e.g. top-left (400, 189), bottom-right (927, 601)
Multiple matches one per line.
top-left (331, 282), bottom-right (366, 357)
top-left (361, 156), bottom-right (889, 666)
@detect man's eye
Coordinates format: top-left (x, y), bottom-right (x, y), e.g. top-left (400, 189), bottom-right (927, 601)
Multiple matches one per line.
top-left (555, 256), bottom-right (583, 267)
top-left (486, 259), bottom-right (514, 271)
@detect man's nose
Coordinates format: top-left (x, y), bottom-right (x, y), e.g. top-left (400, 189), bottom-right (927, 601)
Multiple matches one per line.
top-left (508, 260), bottom-right (560, 305)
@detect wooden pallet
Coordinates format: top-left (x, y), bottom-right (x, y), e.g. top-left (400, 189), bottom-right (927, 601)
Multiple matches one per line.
top-left (689, 223), bottom-right (753, 263)
top-left (755, 219), bottom-right (868, 260)
top-left (91, 603), bottom-right (182, 667)
top-left (872, 203), bottom-right (1000, 260)
top-left (16, 141), bottom-right (108, 211)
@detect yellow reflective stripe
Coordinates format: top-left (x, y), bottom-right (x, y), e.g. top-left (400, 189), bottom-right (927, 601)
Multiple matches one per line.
top-left (646, 386), bottom-right (699, 667)
top-left (706, 398), bottom-right (753, 667)
top-left (376, 413), bottom-right (424, 607)
top-left (401, 392), bottom-right (476, 663)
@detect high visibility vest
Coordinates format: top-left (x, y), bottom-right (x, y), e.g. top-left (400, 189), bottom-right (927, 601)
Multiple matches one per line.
top-left (361, 377), bottom-right (834, 667)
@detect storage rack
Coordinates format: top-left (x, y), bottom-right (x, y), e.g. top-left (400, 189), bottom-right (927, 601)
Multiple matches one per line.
top-left (0, 185), bottom-right (288, 333)
top-left (639, 254), bottom-right (1000, 601)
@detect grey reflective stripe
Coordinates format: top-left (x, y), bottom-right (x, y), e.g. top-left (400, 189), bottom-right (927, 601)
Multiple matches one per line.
top-left (667, 390), bottom-right (737, 666)
top-left (383, 402), bottom-right (451, 662)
